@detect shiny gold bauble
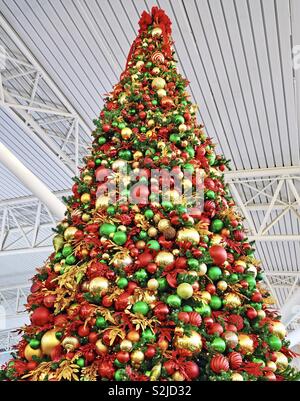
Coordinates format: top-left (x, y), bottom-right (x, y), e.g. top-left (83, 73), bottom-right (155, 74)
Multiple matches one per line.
top-left (113, 254), bottom-right (133, 269)
top-left (135, 60), bottom-right (144, 69)
top-left (133, 151), bottom-right (143, 161)
top-left (148, 227), bottom-right (158, 237)
top-left (112, 159), bottom-right (127, 171)
top-left (223, 331), bottom-right (238, 348)
top-left (152, 77), bottom-right (166, 90)
top-left (224, 293), bottom-right (242, 309)
top-left (95, 195), bottom-right (109, 210)
top-left (274, 352), bottom-right (288, 372)
top-left (217, 280), bottom-right (228, 292)
top-left (120, 339), bottom-right (133, 352)
top-left (235, 260), bottom-right (247, 269)
top-left (158, 338), bottom-right (169, 351)
top-left (81, 193), bottom-right (91, 204)
top-left (163, 227), bottom-right (177, 240)
top-left (246, 264), bottom-right (257, 277)
top-left (178, 123), bottom-right (187, 132)
top-left (155, 251), bottom-right (175, 267)
top-left (82, 213), bottom-right (91, 222)
top-left (121, 127), bottom-right (132, 140)
top-left (53, 263), bottom-right (62, 273)
top-left (147, 119), bottom-right (155, 127)
top-left (131, 350), bottom-right (144, 364)
top-left (136, 240), bottom-right (146, 249)
top-left (210, 234), bottom-right (223, 245)
top-left (152, 67), bottom-right (160, 75)
top-left (62, 336), bottom-right (80, 351)
top-left (231, 373), bottom-right (244, 381)
top-left (24, 344), bottom-right (42, 361)
top-left (67, 303), bottom-right (79, 317)
top-left (238, 334), bottom-right (254, 355)
top-left (83, 175), bottom-right (93, 185)
top-left (270, 321), bottom-right (287, 340)
top-left (172, 371), bottom-right (185, 381)
top-left (95, 339), bottom-right (108, 354)
top-left (157, 219), bottom-right (170, 232)
top-left (164, 189), bottom-right (181, 203)
top-left (177, 283), bottom-right (194, 299)
top-left (151, 26), bottom-right (163, 37)
top-left (200, 291), bottom-right (211, 303)
top-left (177, 228), bottom-right (200, 245)
top-left (267, 361), bottom-right (277, 372)
top-left (257, 310), bottom-right (266, 319)
top-left (81, 281), bottom-right (90, 292)
top-left (143, 291), bottom-right (157, 305)
top-left (41, 329), bottom-right (61, 356)
top-left (198, 263), bottom-right (207, 276)
top-left (147, 278), bottom-right (159, 291)
top-left (172, 249), bottom-right (180, 256)
top-left (127, 330), bottom-right (140, 343)
top-left (174, 330), bottom-right (202, 354)
top-left (64, 226), bottom-right (77, 241)
top-left (89, 277), bottom-right (109, 295)
top-left (157, 88), bottom-right (166, 98)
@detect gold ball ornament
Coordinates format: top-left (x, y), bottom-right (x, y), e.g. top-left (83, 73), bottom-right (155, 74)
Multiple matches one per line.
top-left (155, 251), bottom-right (175, 267)
top-left (274, 352), bottom-right (288, 372)
top-left (157, 88), bottom-right (167, 98)
top-left (95, 195), bottom-right (109, 210)
top-left (133, 151), bottom-right (143, 161)
top-left (246, 264), bottom-right (257, 277)
top-left (157, 219), bottom-right (170, 232)
top-left (200, 291), bottom-right (211, 303)
top-left (95, 339), bottom-right (108, 354)
top-left (223, 331), bottom-right (238, 348)
top-left (82, 213), bottom-right (91, 222)
top-left (235, 260), bottom-right (247, 269)
top-left (63, 226), bottom-right (77, 241)
top-left (163, 227), bottom-right (177, 240)
top-left (178, 123), bottom-right (187, 132)
top-left (270, 321), bottom-right (287, 340)
top-left (151, 26), bottom-right (163, 37)
top-left (174, 330), bottom-right (202, 354)
top-left (152, 77), bottom-right (166, 90)
top-left (62, 336), bottom-right (80, 352)
top-left (127, 330), bottom-right (140, 343)
top-left (177, 228), bottom-right (200, 245)
top-left (120, 339), bottom-right (133, 352)
top-left (224, 292), bottom-right (242, 309)
top-left (210, 234), bottom-right (223, 245)
top-left (121, 127), bottom-right (132, 140)
top-left (113, 254), bottom-right (133, 269)
top-left (41, 329), bottom-right (61, 356)
top-left (148, 227), bottom-right (158, 237)
top-left (112, 159), bottom-right (127, 171)
top-left (81, 193), bottom-right (91, 204)
top-left (131, 350), bottom-right (144, 364)
top-left (172, 371), bottom-right (185, 381)
top-left (257, 310), bottom-right (266, 319)
top-left (24, 344), bottom-right (42, 361)
top-left (217, 280), bottom-right (228, 292)
top-left (89, 277), bottom-right (109, 295)
top-left (231, 373), bottom-right (244, 381)
top-left (238, 334), bottom-right (254, 355)
top-left (135, 60), bottom-right (144, 69)
top-left (198, 263), bottom-right (207, 276)
top-left (267, 361), bottom-right (277, 372)
top-left (147, 278), bottom-right (159, 291)
top-left (83, 175), bottom-right (93, 185)
top-left (177, 283), bottom-right (194, 299)
top-left (53, 263), bottom-right (62, 273)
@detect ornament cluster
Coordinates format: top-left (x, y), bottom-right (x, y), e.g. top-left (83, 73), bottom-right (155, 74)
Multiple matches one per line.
top-left (1, 6), bottom-right (298, 382)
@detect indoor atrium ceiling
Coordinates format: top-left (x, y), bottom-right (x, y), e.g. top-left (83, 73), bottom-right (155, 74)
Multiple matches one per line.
top-left (0, 0), bottom-right (299, 337)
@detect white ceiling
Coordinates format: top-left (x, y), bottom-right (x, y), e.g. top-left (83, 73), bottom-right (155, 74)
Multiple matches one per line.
top-left (0, 0), bottom-right (299, 311)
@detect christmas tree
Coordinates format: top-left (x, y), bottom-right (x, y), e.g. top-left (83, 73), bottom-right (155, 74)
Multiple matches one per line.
top-left (1, 7), bottom-right (299, 381)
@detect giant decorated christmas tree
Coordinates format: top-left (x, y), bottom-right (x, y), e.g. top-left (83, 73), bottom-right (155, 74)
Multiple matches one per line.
top-left (1, 7), bottom-right (299, 381)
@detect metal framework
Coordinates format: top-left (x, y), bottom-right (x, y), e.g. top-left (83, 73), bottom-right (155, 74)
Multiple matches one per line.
top-left (0, 14), bottom-right (90, 176)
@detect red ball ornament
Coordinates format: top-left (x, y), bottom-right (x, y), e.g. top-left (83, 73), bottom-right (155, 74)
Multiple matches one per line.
top-left (137, 252), bottom-right (153, 267)
top-left (30, 281), bottom-right (42, 293)
top-left (210, 355), bottom-right (229, 373)
top-left (88, 332), bottom-right (99, 344)
top-left (178, 312), bottom-right (190, 324)
top-left (127, 281), bottom-right (138, 294)
top-left (115, 292), bottom-right (131, 311)
top-left (145, 346), bottom-right (156, 359)
top-left (78, 325), bottom-right (90, 337)
top-left (234, 230), bottom-right (245, 242)
top-left (206, 283), bottom-right (216, 294)
top-left (116, 351), bottom-right (130, 363)
top-left (80, 304), bottom-right (95, 319)
top-left (154, 303), bottom-right (170, 320)
top-left (251, 291), bottom-right (262, 302)
top-left (102, 295), bottom-right (113, 308)
top-left (43, 294), bottom-right (56, 308)
top-left (175, 257), bottom-right (187, 269)
top-left (184, 361), bottom-right (200, 379)
top-left (189, 312), bottom-right (202, 327)
top-left (54, 314), bottom-right (68, 327)
top-left (164, 360), bottom-right (176, 375)
top-left (27, 360), bottom-right (38, 371)
top-left (207, 323), bottom-right (224, 336)
top-left (204, 317), bottom-right (214, 326)
top-left (98, 361), bottom-right (114, 379)
top-left (146, 263), bottom-right (157, 274)
top-left (246, 308), bottom-right (258, 320)
top-left (264, 371), bottom-right (276, 381)
top-left (228, 315), bottom-right (244, 330)
top-left (228, 352), bottom-right (243, 369)
top-left (30, 306), bottom-right (51, 326)
top-left (209, 245), bottom-right (227, 265)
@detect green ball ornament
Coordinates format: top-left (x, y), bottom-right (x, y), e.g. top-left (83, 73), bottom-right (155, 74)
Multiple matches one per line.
top-left (157, 277), bottom-right (168, 290)
top-left (267, 335), bottom-right (282, 351)
top-left (206, 190), bottom-right (216, 200)
top-left (147, 240), bottom-right (160, 251)
top-left (183, 305), bottom-right (193, 312)
top-left (29, 338), bottom-right (40, 350)
top-left (117, 278), bottom-right (128, 289)
top-left (119, 149), bottom-right (132, 161)
top-left (65, 254), bottom-right (76, 265)
top-left (118, 122), bottom-right (126, 130)
top-left (207, 153), bottom-right (216, 166)
top-left (144, 209), bottom-right (154, 219)
top-left (139, 230), bottom-right (147, 240)
top-left (54, 251), bottom-right (62, 262)
top-left (107, 206), bottom-right (116, 215)
top-left (133, 301), bottom-right (149, 316)
top-left (96, 316), bottom-right (107, 329)
top-left (208, 266), bottom-right (222, 281)
top-left (229, 273), bottom-right (239, 283)
top-left (252, 358), bottom-right (265, 367)
top-left (55, 331), bottom-right (63, 340)
top-left (187, 258), bottom-right (199, 269)
top-left (141, 328), bottom-right (156, 342)
top-left (167, 294), bottom-right (182, 308)
top-left (162, 201), bottom-right (173, 211)
top-left (177, 283), bottom-right (193, 299)
top-left (100, 223), bottom-right (116, 237)
top-left (211, 337), bottom-right (226, 353)
top-left (183, 163), bottom-right (194, 173)
top-left (195, 304), bottom-right (211, 317)
top-left (211, 219), bottom-right (224, 233)
top-left (98, 137), bottom-right (106, 145)
top-left (186, 146), bottom-right (195, 158)
top-left (115, 369), bottom-right (127, 381)
top-left (135, 269), bottom-right (148, 280)
top-left (114, 359), bottom-right (124, 368)
top-left (170, 134), bottom-right (180, 143)
top-left (95, 158), bottom-right (102, 165)
top-left (210, 295), bottom-right (222, 310)
top-left (113, 231), bottom-right (127, 245)
top-left (245, 275), bottom-right (256, 290)
top-left (173, 115), bottom-right (185, 125)
top-left (62, 245), bottom-right (73, 257)
top-left (76, 357), bottom-right (85, 368)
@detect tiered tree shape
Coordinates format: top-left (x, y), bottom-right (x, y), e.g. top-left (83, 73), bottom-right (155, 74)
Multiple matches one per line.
top-left (1, 7), bottom-right (299, 381)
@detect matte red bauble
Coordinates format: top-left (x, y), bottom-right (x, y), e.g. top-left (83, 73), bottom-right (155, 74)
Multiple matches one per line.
top-left (184, 361), bottom-right (200, 379)
top-left (154, 303), bottom-right (169, 320)
top-left (30, 306), bottom-right (51, 326)
top-left (207, 323), bottom-right (224, 336)
top-left (43, 294), bottom-right (56, 308)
